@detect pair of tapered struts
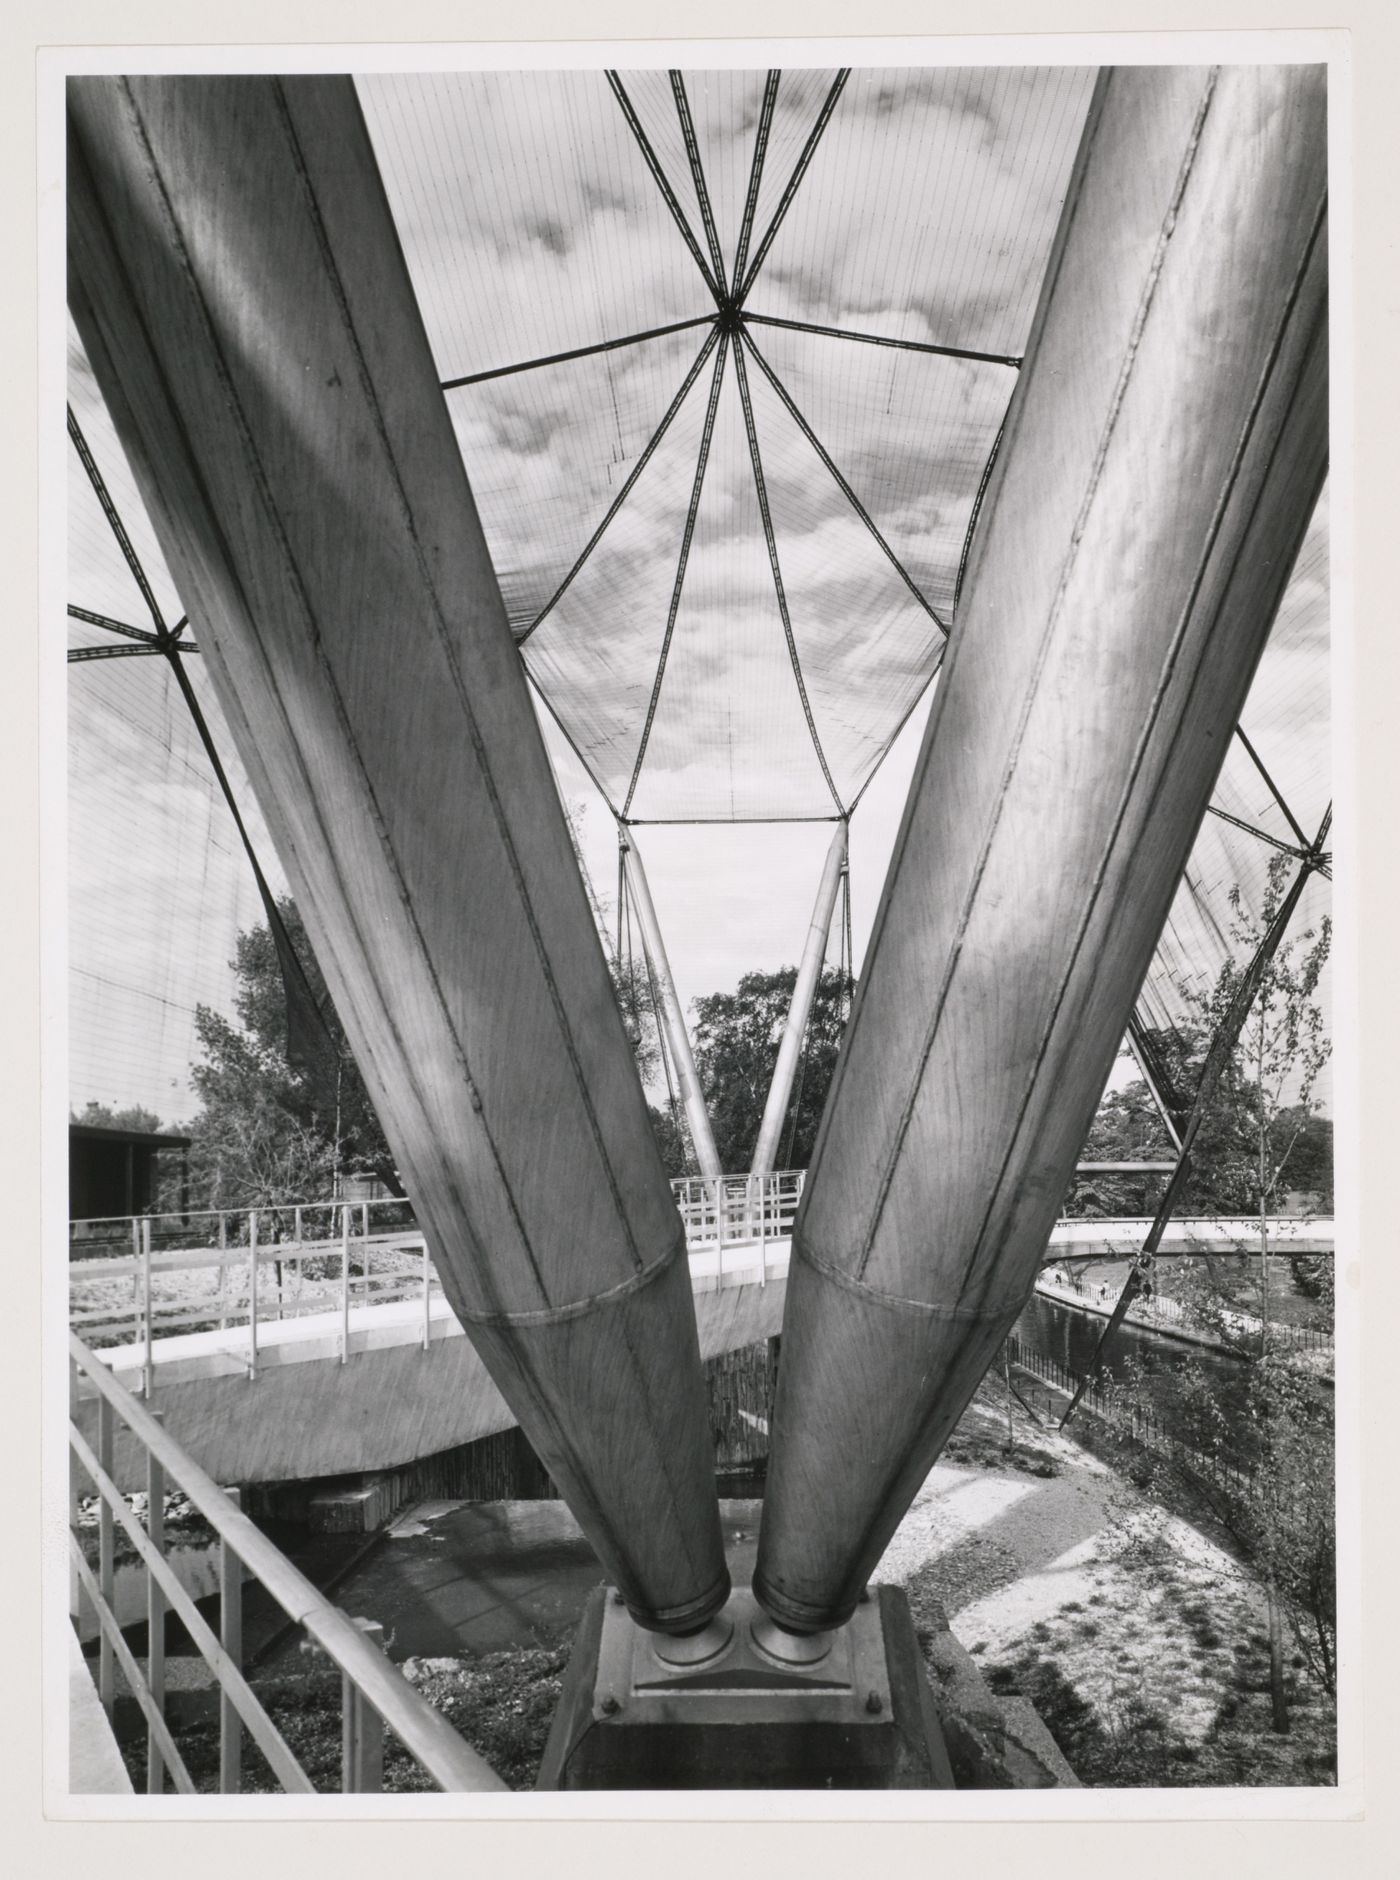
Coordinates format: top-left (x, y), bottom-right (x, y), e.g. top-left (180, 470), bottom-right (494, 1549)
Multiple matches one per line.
top-left (67, 64), bottom-right (1328, 1637)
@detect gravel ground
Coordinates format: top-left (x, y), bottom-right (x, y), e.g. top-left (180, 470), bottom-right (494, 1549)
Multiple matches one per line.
top-left (97, 1374), bottom-right (1336, 1793)
top-left (879, 1385), bottom-right (1337, 1787)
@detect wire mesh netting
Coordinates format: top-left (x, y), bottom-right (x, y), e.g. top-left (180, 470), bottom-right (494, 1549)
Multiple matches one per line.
top-left (67, 321), bottom-right (290, 1118)
top-left (360, 65), bottom-right (1096, 820)
top-left (66, 64), bottom-right (1331, 1126)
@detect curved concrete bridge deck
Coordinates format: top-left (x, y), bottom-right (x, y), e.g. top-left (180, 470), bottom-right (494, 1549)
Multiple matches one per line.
top-left (72, 1233), bottom-right (793, 1492)
top-left (71, 1200), bottom-right (1331, 1492)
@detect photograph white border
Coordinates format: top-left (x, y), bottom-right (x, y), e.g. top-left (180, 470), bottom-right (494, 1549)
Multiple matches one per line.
top-left (10, 3), bottom-right (1395, 1866)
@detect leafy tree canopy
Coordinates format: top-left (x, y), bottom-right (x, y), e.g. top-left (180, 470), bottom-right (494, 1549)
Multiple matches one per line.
top-left (691, 966), bottom-right (852, 1174)
top-left (70, 1100), bottom-right (166, 1134)
top-left (1068, 1024), bottom-right (1276, 1219)
top-left (1076, 856), bottom-right (1335, 1715)
top-left (181, 899), bottom-right (396, 1211)
top-left (1069, 855), bottom-right (1331, 1224)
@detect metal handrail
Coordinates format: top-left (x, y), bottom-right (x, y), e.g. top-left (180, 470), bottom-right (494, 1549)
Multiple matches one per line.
top-left (70, 1202), bottom-right (437, 1368)
top-left (68, 1175), bottom-right (813, 1361)
top-left (69, 1331), bottom-right (508, 1794)
top-left (69, 1187), bottom-right (1330, 1375)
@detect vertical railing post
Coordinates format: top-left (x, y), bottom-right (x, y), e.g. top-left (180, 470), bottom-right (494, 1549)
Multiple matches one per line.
top-left (219, 1486), bottom-right (243, 1794)
top-left (97, 1391), bottom-right (115, 1717)
top-left (146, 1411), bottom-right (166, 1793)
top-left (141, 1217), bottom-right (154, 1398)
top-left (340, 1203), bottom-right (351, 1364)
top-left (247, 1209), bottom-right (259, 1381)
top-left (342, 1618), bottom-right (386, 1793)
top-left (217, 1210), bottom-right (229, 1330)
top-left (130, 1216), bottom-right (141, 1344)
top-left (422, 1241), bottom-right (432, 1352)
top-left (291, 1203), bottom-right (304, 1319)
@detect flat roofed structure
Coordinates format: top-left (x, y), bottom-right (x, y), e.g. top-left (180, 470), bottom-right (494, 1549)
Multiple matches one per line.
top-left (69, 1122), bottom-right (191, 1222)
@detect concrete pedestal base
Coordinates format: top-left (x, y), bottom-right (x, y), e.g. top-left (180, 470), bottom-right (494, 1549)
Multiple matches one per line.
top-left (536, 1582), bottom-right (954, 1790)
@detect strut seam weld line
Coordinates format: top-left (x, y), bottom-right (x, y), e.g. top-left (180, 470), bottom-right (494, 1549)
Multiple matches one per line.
top-left (952, 192), bottom-right (1327, 1323)
top-left (271, 82), bottom-right (656, 1287)
top-left (71, 98), bottom-right (484, 1303)
top-left (848, 68), bottom-right (1224, 1281)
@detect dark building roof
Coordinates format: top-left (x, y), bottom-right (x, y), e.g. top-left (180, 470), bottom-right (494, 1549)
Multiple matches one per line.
top-left (69, 1122), bottom-right (192, 1150)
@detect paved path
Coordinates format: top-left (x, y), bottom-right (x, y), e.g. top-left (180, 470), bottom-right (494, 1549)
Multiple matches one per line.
top-left (310, 1500), bottom-right (764, 1664)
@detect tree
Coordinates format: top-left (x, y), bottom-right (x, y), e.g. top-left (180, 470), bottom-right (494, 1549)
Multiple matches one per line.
top-left (181, 899), bottom-right (396, 1211)
top-left (1115, 1350), bottom-right (1336, 1708)
top-left (1175, 858), bottom-right (1331, 1733)
top-left (70, 1099), bottom-right (166, 1134)
top-left (1066, 1025), bottom-right (1270, 1220)
top-left (1194, 854), bottom-right (1332, 1353)
top-left (691, 966), bottom-right (852, 1173)
top-left (1101, 856), bottom-right (1334, 1733)
top-left (604, 948), bottom-right (695, 1178)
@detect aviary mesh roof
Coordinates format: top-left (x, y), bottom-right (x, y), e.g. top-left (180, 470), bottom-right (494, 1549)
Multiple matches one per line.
top-left (65, 65), bottom-right (1331, 1118)
top-left (359, 66), bottom-right (1095, 820)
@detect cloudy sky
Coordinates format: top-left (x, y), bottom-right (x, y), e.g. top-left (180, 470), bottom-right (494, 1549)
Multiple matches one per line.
top-left (66, 63), bottom-right (1330, 1123)
top-left (361, 65), bottom-right (1092, 822)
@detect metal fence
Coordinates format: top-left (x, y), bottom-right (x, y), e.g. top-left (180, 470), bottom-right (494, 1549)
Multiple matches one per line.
top-left (670, 1169), bottom-right (805, 1252)
top-left (69, 1174), bottom-right (808, 1362)
top-left (68, 1331), bottom-right (508, 1795)
top-left (1005, 1335), bottom-right (1255, 1495)
top-left (69, 1199), bottom-right (435, 1376)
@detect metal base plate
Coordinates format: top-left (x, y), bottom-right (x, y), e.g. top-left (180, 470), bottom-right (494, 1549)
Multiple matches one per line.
top-left (595, 1583), bottom-right (891, 1727)
top-left (537, 1582), bottom-right (953, 1790)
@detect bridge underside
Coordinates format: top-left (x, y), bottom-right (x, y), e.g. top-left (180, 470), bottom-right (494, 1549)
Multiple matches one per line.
top-left (76, 1265), bottom-right (788, 1494)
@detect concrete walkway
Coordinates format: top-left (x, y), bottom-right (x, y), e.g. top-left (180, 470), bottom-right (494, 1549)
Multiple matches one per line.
top-left (306, 1500), bottom-right (764, 1664)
